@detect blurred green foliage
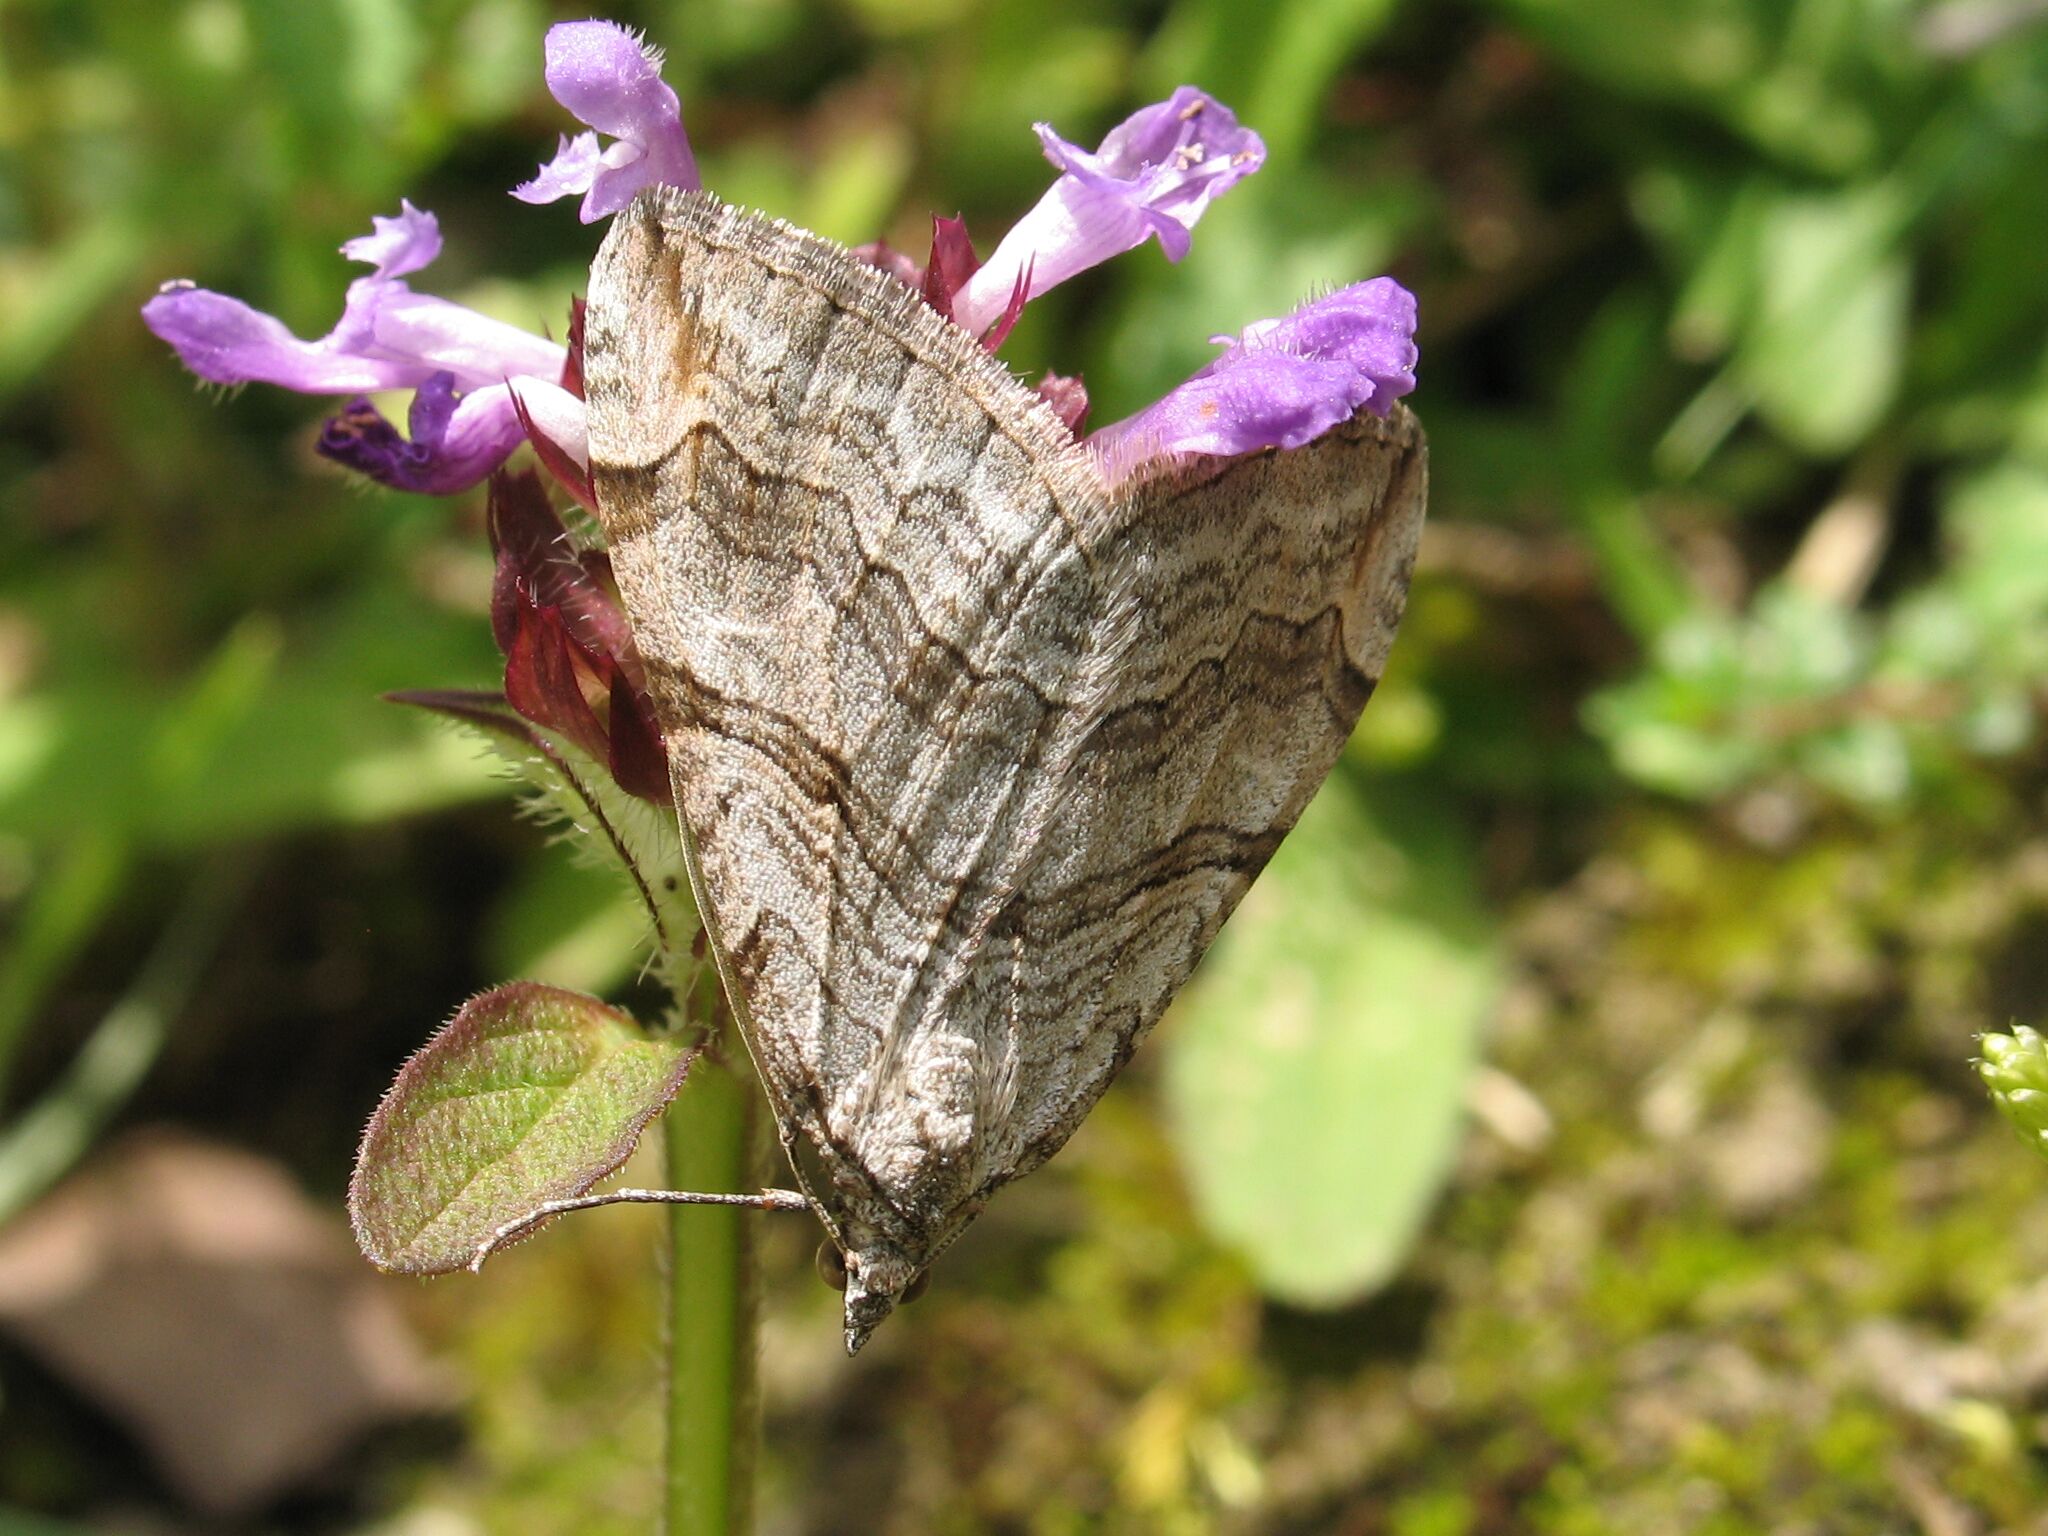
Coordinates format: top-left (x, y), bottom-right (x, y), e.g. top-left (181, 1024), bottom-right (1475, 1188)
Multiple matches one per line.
top-left (1167, 778), bottom-right (1498, 1307)
top-left (5, 0), bottom-right (2048, 1530)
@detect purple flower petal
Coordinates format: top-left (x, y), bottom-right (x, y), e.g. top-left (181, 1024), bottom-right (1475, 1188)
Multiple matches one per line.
top-left (339, 284), bottom-right (567, 391)
top-left (316, 373), bottom-right (584, 495)
top-left (144, 205), bottom-right (567, 398)
top-left (513, 20), bottom-right (699, 222)
top-left (338, 199), bottom-right (442, 279)
top-left (505, 376), bottom-right (589, 472)
top-left (318, 374), bottom-right (512, 494)
top-left (145, 279), bottom-right (566, 396)
top-left (952, 87), bottom-right (1264, 337)
top-left (514, 132), bottom-right (606, 207)
top-left (1087, 277), bottom-right (1417, 475)
top-left (1232, 280), bottom-right (1419, 406)
top-left (143, 283), bottom-right (409, 392)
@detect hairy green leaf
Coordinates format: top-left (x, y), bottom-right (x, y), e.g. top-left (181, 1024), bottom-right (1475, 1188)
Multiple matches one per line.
top-left (350, 983), bottom-right (692, 1275)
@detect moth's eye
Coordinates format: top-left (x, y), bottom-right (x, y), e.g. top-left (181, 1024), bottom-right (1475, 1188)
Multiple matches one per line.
top-left (814, 1239), bottom-right (849, 1291)
top-left (902, 1269), bottom-right (931, 1305)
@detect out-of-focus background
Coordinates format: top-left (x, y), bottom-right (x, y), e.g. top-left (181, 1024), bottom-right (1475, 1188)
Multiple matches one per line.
top-left (5, 0), bottom-right (2048, 1530)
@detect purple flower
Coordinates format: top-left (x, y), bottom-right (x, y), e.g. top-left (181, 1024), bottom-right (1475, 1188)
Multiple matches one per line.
top-left (951, 88), bottom-right (1265, 338)
top-left (319, 372), bottom-right (586, 496)
top-left (514, 21), bottom-right (699, 222)
top-left (1087, 278), bottom-right (1418, 476)
top-left (143, 201), bottom-right (564, 395)
top-left (143, 200), bottom-right (577, 494)
top-left (144, 18), bottom-right (1404, 506)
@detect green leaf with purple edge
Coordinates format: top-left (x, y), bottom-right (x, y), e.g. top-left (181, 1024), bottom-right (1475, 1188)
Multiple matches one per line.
top-left (349, 981), bottom-right (693, 1275)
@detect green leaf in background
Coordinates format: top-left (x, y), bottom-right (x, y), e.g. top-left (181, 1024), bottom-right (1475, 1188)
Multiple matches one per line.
top-left (1560, 291), bottom-right (1704, 639)
top-left (1941, 462), bottom-right (2048, 650)
top-left (1482, 0), bottom-right (1887, 173)
top-left (1140, 0), bottom-right (1401, 166)
top-left (1736, 183), bottom-right (1910, 454)
top-left (486, 840), bottom-right (665, 999)
top-left (1163, 774), bottom-right (1500, 1308)
top-left (0, 578), bottom-right (510, 852)
top-left (1655, 175), bottom-right (1769, 363)
top-left (349, 982), bottom-right (693, 1276)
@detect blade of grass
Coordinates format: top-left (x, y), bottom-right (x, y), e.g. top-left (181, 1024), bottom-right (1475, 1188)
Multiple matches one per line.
top-left (0, 833), bottom-right (128, 1100)
top-left (0, 853), bottom-right (249, 1225)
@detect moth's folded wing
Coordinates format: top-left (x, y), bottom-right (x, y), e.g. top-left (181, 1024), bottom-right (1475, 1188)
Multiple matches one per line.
top-left (948, 406), bottom-right (1429, 1193)
top-left (583, 189), bottom-right (1120, 1244)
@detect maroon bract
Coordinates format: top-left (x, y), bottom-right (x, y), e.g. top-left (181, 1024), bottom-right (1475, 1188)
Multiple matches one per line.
top-left (487, 472), bottom-right (667, 804)
top-left (920, 215), bottom-right (980, 319)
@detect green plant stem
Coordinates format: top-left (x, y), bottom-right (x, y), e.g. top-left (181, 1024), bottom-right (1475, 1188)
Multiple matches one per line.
top-left (660, 1045), bottom-right (762, 1536)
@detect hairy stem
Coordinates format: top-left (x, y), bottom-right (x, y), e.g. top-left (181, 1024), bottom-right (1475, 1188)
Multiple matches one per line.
top-left (660, 1045), bottom-right (763, 1536)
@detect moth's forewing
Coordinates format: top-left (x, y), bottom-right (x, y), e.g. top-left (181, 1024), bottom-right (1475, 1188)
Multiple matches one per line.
top-left (585, 187), bottom-right (1426, 1351)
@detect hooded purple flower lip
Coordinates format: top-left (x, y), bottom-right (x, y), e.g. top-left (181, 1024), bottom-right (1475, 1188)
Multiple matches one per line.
top-left (341, 201), bottom-right (442, 280)
top-left (515, 21), bottom-right (700, 222)
top-left (950, 88), bottom-right (1265, 339)
top-left (317, 371), bottom-right (588, 496)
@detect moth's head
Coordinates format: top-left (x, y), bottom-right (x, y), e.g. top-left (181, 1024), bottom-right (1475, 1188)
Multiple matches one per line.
top-left (835, 1241), bottom-right (921, 1355)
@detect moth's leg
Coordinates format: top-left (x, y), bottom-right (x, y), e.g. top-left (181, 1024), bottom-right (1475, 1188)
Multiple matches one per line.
top-left (470, 1186), bottom-right (812, 1270)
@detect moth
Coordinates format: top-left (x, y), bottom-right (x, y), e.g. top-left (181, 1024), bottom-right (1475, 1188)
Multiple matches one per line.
top-left (584, 187), bottom-right (1427, 1352)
